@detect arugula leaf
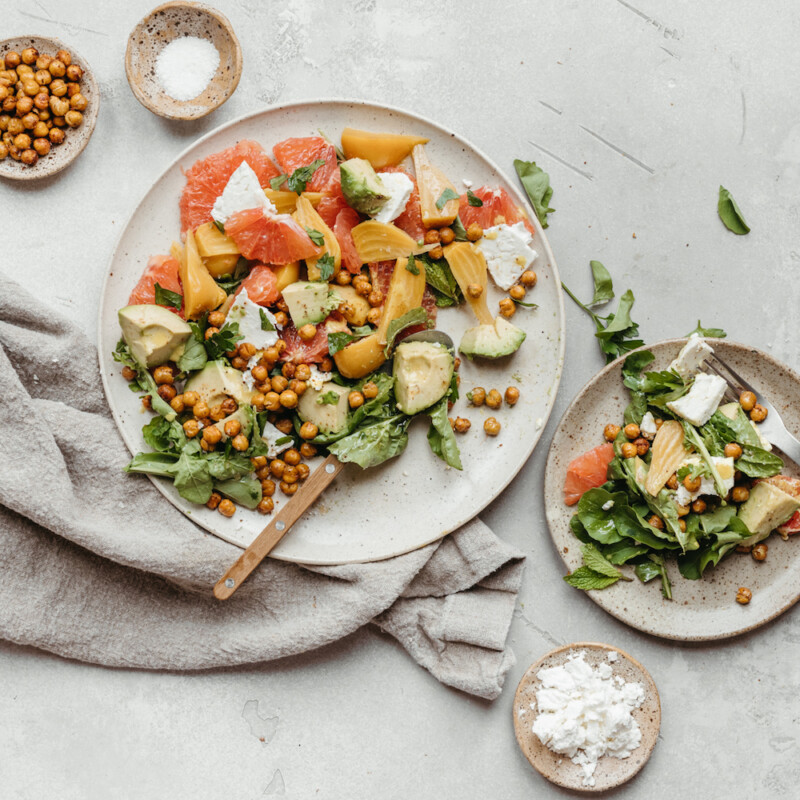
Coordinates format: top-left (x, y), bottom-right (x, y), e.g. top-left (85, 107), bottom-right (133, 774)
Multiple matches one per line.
top-left (327, 327), bottom-right (372, 355)
top-left (288, 159), bottom-right (326, 193)
top-left (270, 174), bottom-right (287, 191)
top-left (259, 309), bottom-right (276, 332)
top-left (317, 390), bottom-right (340, 405)
top-left (142, 415), bottom-right (186, 454)
top-left (177, 323), bottom-right (208, 373)
top-left (513, 158), bottom-right (555, 228)
top-left (383, 307), bottom-right (429, 356)
top-left (466, 188), bottom-right (483, 207)
top-left (205, 450), bottom-right (253, 482)
top-left (682, 422), bottom-right (728, 498)
top-left (435, 188), bottom-right (459, 210)
top-left (125, 451), bottom-right (179, 478)
top-left (405, 254), bottom-right (420, 275)
top-left (563, 566), bottom-right (620, 591)
top-left (315, 253), bottom-right (335, 281)
top-left (327, 415), bottom-right (410, 468)
top-left (205, 323), bottom-right (243, 361)
top-left (154, 282), bottom-right (183, 311)
top-left (451, 216), bottom-right (468, 241)
top-left (305, 227), bottom-right (325, 246)
top-left (582, 543), bottom-right (631, 581)
top-left (718, 186), bottom-right (750, 235)
top-left (634, 554), bottom-right (672, 598)
top-left (426, 397), bottom-right (463, 470)
top-left (587, 261), bottom-right (614, 308)
top-left (686, 320), bottom-right (727, 338)
top-left (215, 476), bottom-right (262, 509)
top-left (172, 441), bottom-right (214, 505)
top-left (736, 445), bottom-right (783, 478)
top-left (678, 525), bottom-right (750, 580)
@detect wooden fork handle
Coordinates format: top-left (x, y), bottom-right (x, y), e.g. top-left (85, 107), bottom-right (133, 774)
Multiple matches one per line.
top-left (213, 454), bottom-right (344, 600)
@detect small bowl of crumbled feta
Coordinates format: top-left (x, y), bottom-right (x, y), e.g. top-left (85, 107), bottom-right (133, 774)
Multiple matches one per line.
top-left (513, 643), bottom-right (661, 792)
top-left (125, 1), bottom-right (242, 121)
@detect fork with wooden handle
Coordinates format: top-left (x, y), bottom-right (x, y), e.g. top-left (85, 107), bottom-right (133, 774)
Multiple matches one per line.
top-left (213, 454), bottom-right (344, 600)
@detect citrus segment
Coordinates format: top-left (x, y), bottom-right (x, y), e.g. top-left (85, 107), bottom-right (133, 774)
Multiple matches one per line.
top-left (380, 166), bottom-right (425, 242)
top-left (279, 318), bottom-right (331, 363)
top-left (237, 264), bottom-right (280, 306)
top-left (333, 207), bottom-right (363, 273)
top-left (272, 136), bottom-right (338, 193)
top-left (128, 255), bottom-right (184, 314)
top-left (459, 186), bottom-right (536, 235)
top-left (563, 443), bottom-right (615, 506)
top-left (224, 208), bottom-right (322, 265)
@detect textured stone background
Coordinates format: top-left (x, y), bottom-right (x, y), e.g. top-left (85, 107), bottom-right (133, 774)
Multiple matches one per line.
top-left (2, 1), bottom-right (799, 797)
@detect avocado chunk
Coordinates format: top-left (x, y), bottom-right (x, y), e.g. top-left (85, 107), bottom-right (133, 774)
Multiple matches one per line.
top-left (118, 304), bottom-right (192, 368)
top-left (738, 481), bottom-right (800, 546)
top-left (282, 281), bottom-right (340, 328)
top-left (459, 316), bottom-right (526, 359)
top-left (339, 158), bottom-right (389, 215)
top-left (183, 360), bottom-right (253, 408)
top-left (393, 341), bottom-right (454, 415)
top-left (297, 381), bottom-right (350, 434)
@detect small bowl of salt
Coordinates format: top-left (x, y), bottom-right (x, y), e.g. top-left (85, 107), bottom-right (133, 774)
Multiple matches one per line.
top-left (125, 1), bottom-right (242, 121)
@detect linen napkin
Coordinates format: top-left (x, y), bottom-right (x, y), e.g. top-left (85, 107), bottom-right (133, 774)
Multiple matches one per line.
top-left (0, 274), bottom-right (525, 700)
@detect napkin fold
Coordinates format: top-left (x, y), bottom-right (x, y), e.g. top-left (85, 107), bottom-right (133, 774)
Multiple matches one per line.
top-left (0, 274), bottom-right (524, 700)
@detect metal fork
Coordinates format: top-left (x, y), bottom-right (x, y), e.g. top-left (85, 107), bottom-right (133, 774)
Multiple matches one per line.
top-left (706, 354), bottom-right (800, 464)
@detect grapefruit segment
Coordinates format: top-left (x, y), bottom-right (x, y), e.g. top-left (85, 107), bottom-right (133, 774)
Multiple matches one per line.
top-left (237, 264), bottom-right (280, 306)
top-left (333, 207), bottom-right (363, 273)
top-left (224, 208), bottom-right (322, 265)
top-left (380, 166), bottom-right (425, 242)
top-left (179, 140), bottom-right (281, 234)
top-left (563, 443), bottom-right (615, 506)
top-left (273, 137), bottom-right (338, 193)
top-left (279, 318), bottom-right (332, 363)
top-left (128, 255), bottom-right (184, 316)
top-left (459, 187), bottom-right (536, 236)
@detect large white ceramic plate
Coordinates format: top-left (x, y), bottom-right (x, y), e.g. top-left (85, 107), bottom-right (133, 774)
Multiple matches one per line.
top-left (99, 99), bottom-right (565, 565)
top-left (544, 339), bottom-right (800, 640)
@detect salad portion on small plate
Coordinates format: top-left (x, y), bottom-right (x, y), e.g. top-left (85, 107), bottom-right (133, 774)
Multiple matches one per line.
top-left (545, 338), bottom-right (800, 640)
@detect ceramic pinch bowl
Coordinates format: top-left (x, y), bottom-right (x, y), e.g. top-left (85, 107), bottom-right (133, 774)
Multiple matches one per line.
top-left (513, 642), bottom-right (661, 792)
top-left (125, 1), bottom-right (242, 121)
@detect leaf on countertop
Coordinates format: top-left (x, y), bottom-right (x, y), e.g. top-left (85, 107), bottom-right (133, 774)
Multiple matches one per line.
top-left (513, 158), bottom-right (555, 228)
top-left (718, 186), bottom-right (750, 235)
top-left (686, 320), bottom-right (727, 338)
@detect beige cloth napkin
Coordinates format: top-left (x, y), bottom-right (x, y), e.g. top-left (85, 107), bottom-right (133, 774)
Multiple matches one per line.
top-left (0, 275), bottom-right (524, 699)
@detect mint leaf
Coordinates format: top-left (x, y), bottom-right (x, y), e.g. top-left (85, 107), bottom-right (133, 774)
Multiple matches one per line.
top-left (316, 252), bottom-right (335, 281)
top-left (466, 188), bottom-right (483, 207)
top-left (582, 543), bottom-right (631, 581)
top-left (686, 320), bottom-right (727, 338)
top-left (514, 158), bottom-right (555, 228)
top-left (259, 309), bottom-right (276, 332)
top-left (718, 186), bottom-right (750, 235)
top-left (305, 227), bottom-right (325, 246)
top-left (587, 261), bottom-right (614, 308)
top-left (563, 566), bottom-right (620, 590)
top-left (451, 215), bottom-right (468, 241)
top-left (384, 306), bottom-right (429, 356)
top-left (327, 328), bottom-right (372, 355)
top-left (270, 174), bottom-right (287, 191)
top-left (154, 282), bottom-right (182, 311)
top-left (406, 254), bottom-right (420, 275)
top-left (288, 159), bottom-right (326, 193)
top-left (435, 188), bottom-right (459, 210)
top-left (317, 390), bottom-right (340, 405)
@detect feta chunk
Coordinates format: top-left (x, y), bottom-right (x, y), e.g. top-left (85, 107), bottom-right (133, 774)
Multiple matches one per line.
top-left (640, 411), bottom-right (657, 440)
top-left (666, 373), bottom-right (727, 426)
top-left (476, 221), bottom-right (538, 290)
top-left (226, 289), bottom-right (281, 350)
top-left (674, 455), bottom-right (735, 505)
top-left (371, 172), bottom-right (413, 224)
top-left (601, 500), bottom-right (615, 511)
top-left (261, 420), bottom-right (293, 458)
top-left (669, 334), bottom-right (713, 380)
top-left (211, 161), bottom-right (276, 225)
top-left (307, 365), bottom-right (332, 391)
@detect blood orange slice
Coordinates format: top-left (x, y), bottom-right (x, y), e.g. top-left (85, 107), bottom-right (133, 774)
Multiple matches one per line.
top-left (128, 255), bottom-right (184, 315)
top-left (367, 260), bottom-right (437, 338)
top-left (459, 187), bottom-right (536, 235)
top-left (380, 167), bottom-right (425, 242)
top-left (224, 208), bottom-right (322, 265)
top-left (333, 207), bottom-right (363, 273)
top-left (179, 140), bottom-right (281, 234)
top-left (316, 171), bottom-right (349, 228)
top-left (236, 264), bottom-right (280, 306)
top-left (273, 136), bottom-right (338, 192)
top-left (563, 443), bottom-right (615, 506)
top-left (279, 318), bottom-right (332, 363)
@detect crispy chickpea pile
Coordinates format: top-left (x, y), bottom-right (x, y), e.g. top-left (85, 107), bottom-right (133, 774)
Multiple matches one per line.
top-left (0, 47), bottom-right (87, 167)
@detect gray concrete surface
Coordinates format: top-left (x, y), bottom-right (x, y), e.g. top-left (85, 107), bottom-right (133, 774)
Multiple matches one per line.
top-left (2, 1), bottom-right (799, 797)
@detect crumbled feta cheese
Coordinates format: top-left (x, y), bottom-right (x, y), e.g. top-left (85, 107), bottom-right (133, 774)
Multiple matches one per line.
top-left (640, 411), bottom-right (657, 440)
top-left (226, 289), bottom-right (281, 350)
top-left (666, 373), bottom-right (727, 426)
top-left (211, 161), bottom-right (276, 225)
top-left (371, 172), bottom-right (413, 224)
top-left (462, 178), bottom-right (473, 188)
top-left (476, 221), bottom-right (538, 290)
top-left (242, 353), bottom-right (262, 392)
top-left (674, 455), bottom-right (735, 505)
top-left (261, 420), bottom-right (293, 458)
top-left (601, 500), bottom-right (615, 511)
top-left (307, 365), bottom-right (331, 391)
top-left (669, 334), bottom-right (713, 380)
top-left (531, 651), bottom-right (645, 787)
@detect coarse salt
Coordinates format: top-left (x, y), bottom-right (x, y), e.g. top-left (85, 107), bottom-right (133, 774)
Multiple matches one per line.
top-left (531, 651), bottom-right (645, 787)
top-left (155, 36), bottom-right (220, 102)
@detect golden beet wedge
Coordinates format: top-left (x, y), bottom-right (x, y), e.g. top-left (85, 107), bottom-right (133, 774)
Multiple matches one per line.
top-left (292, 196), bottom-right (341, 280)
top-left (177, 231), bottom-right (227, 319)
top-left (443, 242), bottom-right (494, 325)
top-left (341, 127), bottom-right (429, 169)
top-left (411, 144), bottom-right (459, 227)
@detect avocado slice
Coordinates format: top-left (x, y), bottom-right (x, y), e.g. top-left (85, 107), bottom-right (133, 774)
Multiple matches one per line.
top-left (183, 360), bottom-right (253, 408)
top-left (393, 341), bottom-right (453, 415)
top-left (118, 304), bottom-right (192, 368)
top-left (282, 281), bottom-right (340, 328)
top-left (459, 316), bottom-right (526, 359)
top-left (738, 481), bottom-right (800, 546)
top-left (297, 381), bottom-right (350, 434)
top-left (339, 158), bottom-right (389, 215)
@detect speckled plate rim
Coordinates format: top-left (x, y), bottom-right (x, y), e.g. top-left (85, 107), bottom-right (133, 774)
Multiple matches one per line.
top-left (513, 642), bottom-right (661, 792)
top-left (544, 338), bottom-right (800, 640)
top-left (97, 98), bottom-right (566, 564)
top-left (0, 35), bottom-right (100, 181)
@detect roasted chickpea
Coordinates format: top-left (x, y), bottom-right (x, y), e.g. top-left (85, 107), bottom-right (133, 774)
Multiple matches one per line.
top-left (297, 463), bottom-right (310, 480)
top-left (349, 390), bottom-right (365, 409)
top-left (261, 479), bottom-right (276, 497)
top-left (283, 448), bottom-right (301, 466)
top-left (648, 515), bottom-right (664, 530)
top-left (48, 59), bottom-right (66, 78)
top-left (193, 400), bottom-right (210, 419)
top-left (466, 222), bottom-right (483, 241)
top-left (169, 395), bottom-right (185, 414)
top-left (453, 417), bottom-right (471, 433)
top-left (623, 423), bottom-right (640, 440)
top-left (691, 498), bottom-right (707, 514)
top-left (263, 345), bottom-right (280, 363)
top-left (55, 49), bottom-right (72, 67)
top-left (666, 474), bottom-right (679, 490)
top-left (12, 132), bottom-right (30, 149)
top-left (468, 387), bottom-right (486, 406)
top-left (279, 390), bottom-right (298, 409)
top-left (238, 342), bottom-right (257, 359)
top-left (281, 362), bottom-right (296, 379)
top-left (275, 340), bottom-right (287, 354)
top-left (290, 364), bottom-right (308, 381)
top-left (736, 586), bottom-right (752, 605)
top-left (724, 442), bottom-right (743, 459)
top-left (297, 323), bottom-right (317, 341)
top-left (182, 390), bottom-right (200, 407)
top-left (257, 497), bottom-right (275, 514)
top-left (218, 499), bottom-right (236, 517)
top-left (520, 270), bottom-right (537, 287)
top-left (49, 78), bottom-right (67, 97)
top-left (21, 112), bottom-right (38, 130)
top-left (466, 283), bottom-right (483, 299)
top-left (620, 442), bottom-right (637, 459)
top-left (429, 245), bottom-right (444, 260)
top-left (678, 519), bottom-right (687, 533)
top-left (273, 311), bottom-right (288, 327)
top-left (19, 148), bottom-right (37, 166)
top-left (157, 384), bottom-right (177, 402)
top-left (424, 229), bottom-right (441, 244)
top-left (49, 96), bottom-right (68, 116)
top-left (141, 394), bottom-right (152, 410)
top-left (732, 486), bottom-right (750, 503)
top-left (320, 356), bottom-right (334, 372)
top-left (250, 364), bottom-right (268, 384)
top-left (752, 543), bottom-right (768, 561)
top-left (439, 226), bottom-right (455, 245)
top-left (358, 382), bottom-right (377, 400)
top-left (481, 389), bottom-right (500, 410)
top-left (288, 379), bottom-right (307, 396)
top-left (202, 425), bottom-right (222, 445)
top-left (282, 465), bottom-right (299, 484)
top-left (206, 492), bottom-right (222, 511)
top-left (300, 442), bottom-right (317, 459)
top-left (509, 285), bottom-right (526, 301)
top-left (280, 480), bottom-right (299, 497)
top-left (251, 455), bottom-right (268, 469)
top-left (0, 142), bottom-right (7, 161)
top-left (183, 419), bottom-right (200, 438)
top-left (4, 52), bottom-right (21, 69)
top-left (34, 68), bottom-right (52, 86)
top-left (153, 365), bottom-right (174, 385)
top-left (21, 48), bottom-right (38, 66)
top-left (224, 419), bottom-right (242, 438)
top-left (633, 437), bottom-right (650, 456)
top-left (504, 386), bottom-right (520, 406)
top-left (739, 391), bottom-right (756, 412)
top-left (16, 95), bottom-right (34, 114)
top-left (35, 54), bottom-right (52, 70)
top-left (367, 289), bottom-right (383, 307)
top-left (206, 310), bottom-right (226, 327)
top-left (750, 404), bottom-right (768, 423)
top-left (484, 417), bottom-right (501, 436)
top-left (355, 280), bottom-right (372, 297)
top-left (64, 110), bottom-right (82, 128)
top-left (683, 474), bottom-right (702, 492)
top-left (121, 365), bottom-right (137, 381)
top-left (32, 119), bottom-right (48, 137)
top-left (366, 307), bottom-right (382, 326)
top-left (66, 64), bottom-right (83, 82)
top-left (264, 391), bottom-right (281, 412)
top-left (231, 434), bottom-right (249, 451)
top-left (498, 297), bottom-right (516, 318)
top-left (48, 127), bottom-right (65, 145)
top-left (1, 96), bottom-right (16, 114)
top-left (271, 375), bottom-right (289, 393)
top-left (335, 269), bottom-right (352, 285)
top-left (604, 423), bottom-right (621, 442)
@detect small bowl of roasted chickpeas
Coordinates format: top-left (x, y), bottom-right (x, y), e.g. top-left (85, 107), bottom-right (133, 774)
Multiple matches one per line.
top-left (0, 36), bottom-right (99, 181)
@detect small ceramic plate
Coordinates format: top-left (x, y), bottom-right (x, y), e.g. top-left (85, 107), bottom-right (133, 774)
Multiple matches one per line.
top-left (513, 642), bottom-right (661, 792)
top-left (125, 1), bottom-right (242, 120)
top-left (0, 36), bottom-right (99, 181)
top-left (544, 339), bottom-right (800, 640)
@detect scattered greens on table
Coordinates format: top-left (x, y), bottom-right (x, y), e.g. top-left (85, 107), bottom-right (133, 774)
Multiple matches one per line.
top-left (717, 186), bottom-right (750, 235)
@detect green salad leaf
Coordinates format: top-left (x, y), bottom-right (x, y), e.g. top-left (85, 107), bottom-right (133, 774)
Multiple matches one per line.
top-left (327, 415), bottom-right (411, 468)
top-left (435, 188), bottom-right (459, 210)
top-left (383, 307), bottom-right (429, 356)
top-left (317, 390), bottom-right (340, 405)
top-left (288, 159), bottom-right (326, 193)
top-left (205, 322), bottom-right (243, 361)
top-left (327, 326), bottom-right (373, 355)
top-left (451, 216), bottom-right (469, 242)
top-left (587, 261), bottom-right (614, 308)
top-left (718, 186), bottom-right (750, 235)
top-left (154, 282), bottom-right (182, 311)
top-left (466, 188), bottom-right (483, 207)
top-left (405, 254), bottom-right (420, 275)
top-left (426, 397), bottom-right (463, 470)
top-left (315, 253), bottom-right (336, 281)
top-left (178, 323), bottom-right (208, 373)
top-left (563, 566), bottom-right (620, 591)
top-left (215, 475), bottom-right (262, 509)
top-left (420, 253), bottom-right (463, 308)
top-left (270, 174), bottom-right (287, 191)
top-left (686, 320), bottom-right (727, 338)
top-left (513, 158), bottom-right (555, 228)
top-left (172, 441), bottom-right (214, 505)
top-left (736, 445), bottom-right (783, 478)
top-left (215, 257), bottom-right (252, 295)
